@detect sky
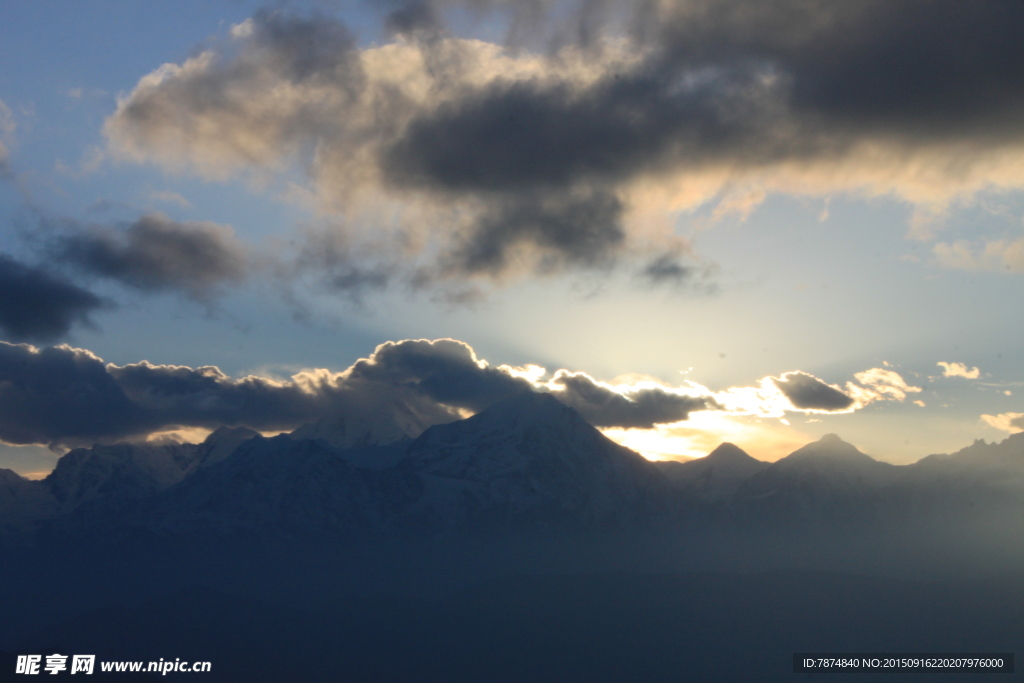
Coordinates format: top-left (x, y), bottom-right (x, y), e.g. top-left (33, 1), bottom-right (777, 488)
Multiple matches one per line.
top-left (3, 0), bottom-right (1024, 477)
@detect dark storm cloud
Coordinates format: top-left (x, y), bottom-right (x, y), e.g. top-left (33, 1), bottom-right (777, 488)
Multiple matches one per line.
top-left (52, 213), bottom-right (247, 301)
top-left (549, 371), bottom-right (713, 428)
top-left (773, 371), bottom-right (854, 412)
top-left (1011, 415), bottom-right (1024, 431)
top-left (0, 255), bottom-right (106, 343)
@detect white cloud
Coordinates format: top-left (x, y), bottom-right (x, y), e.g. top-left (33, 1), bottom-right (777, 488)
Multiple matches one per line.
top-left (847, 367), bottom-right (922, 403)
top-left (937, 361), bottom-right (981, 379)
top-left (981, 412), bottom-right (1024, 433)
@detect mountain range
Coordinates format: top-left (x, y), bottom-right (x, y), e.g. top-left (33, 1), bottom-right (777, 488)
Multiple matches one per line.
top-left (3, 391), bottom-right (1024, 679)
top-left (3, 390), bottom-right (1024, 543)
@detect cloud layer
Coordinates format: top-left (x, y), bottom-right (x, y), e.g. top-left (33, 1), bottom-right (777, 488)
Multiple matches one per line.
top-left (101, 2), bottom-right (1024, 298)
top-left (0, 337), bottom-right (919, 448)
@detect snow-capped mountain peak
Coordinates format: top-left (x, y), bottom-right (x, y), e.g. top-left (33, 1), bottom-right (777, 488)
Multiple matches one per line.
top-left (289, 396), bottom-right (445, 449)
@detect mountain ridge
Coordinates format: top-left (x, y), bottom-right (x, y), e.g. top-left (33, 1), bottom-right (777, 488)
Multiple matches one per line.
top-left (7, 399), bottom-right (1024, 541)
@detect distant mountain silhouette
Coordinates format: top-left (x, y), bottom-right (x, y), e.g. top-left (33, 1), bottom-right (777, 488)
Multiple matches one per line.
top-left (7, 400), bottom-right (1024, 542)
top-left (734, 435), bottom-right (901, 525)
top-left (655, 443), bottom-right (768, 501)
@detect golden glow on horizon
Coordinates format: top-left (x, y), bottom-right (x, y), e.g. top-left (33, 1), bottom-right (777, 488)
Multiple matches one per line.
top-left (602, 412), bottom-right (813, 463)
top-left (144, 426), bottom-right (213, 445)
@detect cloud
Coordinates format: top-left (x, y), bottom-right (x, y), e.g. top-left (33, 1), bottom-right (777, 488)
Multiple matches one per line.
top-left (0, 255), bottom-right (106, 343)
top-left (343, 338), bottom-right (533, 411)
top-left (51, 213), bottom-right (247, 301)
top-left (0, 340), bottom-right (457, 448)
top-left (937, 361), bottom-right (981, 379)
top-left (0, 338), bottom-right (533, 448)
top-left (0, 337), bottom-right (928, 449)
top-left (101, 2), bottom-right (1024, 296)
top-left (0, 343), bottom-right (144, 446)
top-left (848, 367), bottom-right (922, 403)
top-left (981, 412), bottom-right (1024, 434)
top-left (441, 189), bottom-right (627, 276)
top-left (104, 9), bottom-right (364, 178)
top-left (546, 370), bottom-right (714, 428)
top-left (772, 371), bottom-right (854, 411)
top-left (401, 0), bottom-right (1024, 207)
top-left (639, 253), bottom-right (698, 285)
top-left (101, 9), bottom-right (701, 290)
